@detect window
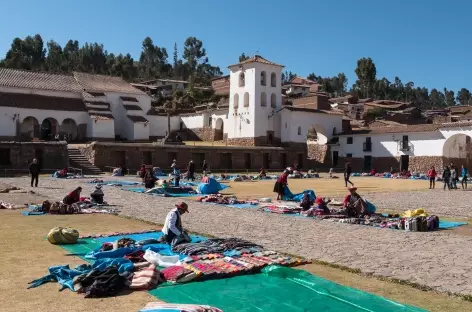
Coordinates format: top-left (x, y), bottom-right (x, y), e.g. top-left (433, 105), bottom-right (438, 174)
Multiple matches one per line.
top-left (244, 92), bottom-right (249, 107)
top-left (233, 93), bottom-right (239, 109)
top-left (208, 116), bottom-right (212, 127)
top-left (261, 71), bottom-right (266, 86)
top-left (0, 149), bottom-right (10, 165)
top-left (239, 72), bottom-right (245, 87)
top-left (346, 153), bottom-right (353, 158)
top-left (271, 73), bottom-right (276, 87)
top-left (363, 137), bottom-right (372, 152)
top-left (297, 126), bottom-right (302, 135)
top-left (271, 93), bottom-right (276, 108)
top-left (347, 137), bottom-right (353, 144)
top-left (261, 92), bottom-right (267, 107)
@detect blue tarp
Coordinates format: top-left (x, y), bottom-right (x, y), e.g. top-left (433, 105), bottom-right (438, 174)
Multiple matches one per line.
top-left (282, 187), bottom-right (316, 202)
top-left (88, 180), bottom-right (141, 186)
top-left (197, 178), bottom-right (229, 194)
top-left (439, 220), bottom-right (468, 229)
top-left (122, 187), bottom-right (199, 197)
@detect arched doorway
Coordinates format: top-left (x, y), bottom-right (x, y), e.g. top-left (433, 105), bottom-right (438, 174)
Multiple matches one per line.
top-left (60, 118), bottom-right (78, 141)
top-left (20, 116), bottom-right (40, 139)
top-left (443, 133), bottom-right (472, 168)
top-left (214, 118), bottom-right (224, 141)
top-left (40, 118), bottom-right (58, 141)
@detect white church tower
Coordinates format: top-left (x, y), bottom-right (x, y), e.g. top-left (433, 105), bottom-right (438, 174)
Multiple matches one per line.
top-left (226, 55), bottom-right (284, 146)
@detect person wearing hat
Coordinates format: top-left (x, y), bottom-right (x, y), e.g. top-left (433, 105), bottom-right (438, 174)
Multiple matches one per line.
top-left (144, 166), bottom-right (158, 189)
top-left (162, 202), bottom-right (190, 245)
top-left (343, 186), bottom-right (366, 217)
top-left (90, 184), bottom-right (105, 204)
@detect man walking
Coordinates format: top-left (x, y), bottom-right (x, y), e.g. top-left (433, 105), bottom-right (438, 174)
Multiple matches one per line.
top-left (29, 158), bottom-right (40, 187)
top-left (187, 160), bottom-right (196, 181)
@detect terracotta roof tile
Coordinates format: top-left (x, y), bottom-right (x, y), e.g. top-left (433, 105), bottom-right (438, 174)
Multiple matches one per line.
top-left (90, 113), bottom-right (114, 120)
top-left (229, 55), bottom-right (284, 68)
top-left (0, 68), bottom-right (83, 93)
top-left (123, 104), bottom-right (142, 111)
top-left (283, 105), bottom-right (344, 115)
top-left (73, 72), bottom-right (146, 95)
top-left (127, 115), bottom-right (149, 123)
top-left (0, 92), bottom-right (86, 111)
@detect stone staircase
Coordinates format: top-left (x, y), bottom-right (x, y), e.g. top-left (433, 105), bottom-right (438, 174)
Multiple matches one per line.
top-left (68, 147), bottom-right (103, 175)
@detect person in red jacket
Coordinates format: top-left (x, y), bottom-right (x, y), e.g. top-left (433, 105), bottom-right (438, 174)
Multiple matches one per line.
top-left (273, 170), bottom-right (289, 200)
top-left (427, 166), bottom-right (437, 189)
top-left (63, 187), bottom-right (82, 205)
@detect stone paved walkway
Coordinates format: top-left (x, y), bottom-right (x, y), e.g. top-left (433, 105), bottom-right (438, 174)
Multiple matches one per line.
top-left (4, 176), bottom-right (472, 296)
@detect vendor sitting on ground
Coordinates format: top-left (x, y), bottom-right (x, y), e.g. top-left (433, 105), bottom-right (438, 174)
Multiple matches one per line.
top-left (370, 168), bottom-right (376, 176)
top-left (90, 185), bottom-right (105, 204)
top-left (57, 167), bottom-right (69, 178)
top-left (162, 202), bottom-right (191, 245)
top-left (343, 186), bottom-right (367, 217)
top-left (63, 187), bottom-right (82, 205)
top-left (139, 164), bottom-right (146, 180)
top-left (259, 168), bottom-right (266, 179)
top-left (112, 165), bottom-right (123, 176)
top-left (144, 167), bottom-right (157, 189)
top-left (161, 180), bottom-right (169, 189)
top-left (300, 192), bottom-right (313, 211)
top-left (314, 197), bottom-right (331, 214)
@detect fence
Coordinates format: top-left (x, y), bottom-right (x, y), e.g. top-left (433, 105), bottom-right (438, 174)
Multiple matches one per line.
top-left (0, 167), bottom-right (82, 177)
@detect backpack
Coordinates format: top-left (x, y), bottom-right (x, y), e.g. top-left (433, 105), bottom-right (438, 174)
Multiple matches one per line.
top-left (49, 202), bottom-right (61, 214)
top-left (41, 200), bottom-right (51, 213)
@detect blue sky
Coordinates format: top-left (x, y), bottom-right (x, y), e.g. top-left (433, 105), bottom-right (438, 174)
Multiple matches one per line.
top-left (1, 0), bottom-right (470, 92)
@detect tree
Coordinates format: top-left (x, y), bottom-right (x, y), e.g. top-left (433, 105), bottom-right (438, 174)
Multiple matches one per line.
top-left (138, 37), bottom-right (170, 80)
top-left (282, 71), bottom-right (296, 84)
top-left (444, 88), bottom-right (456, 106)
top-left (353, 57), bottom-right (377, 98)
top-left (2, 34), bottom-right (46, 70)
top-left (429, 88), bottom-right (445, 108)
top-left (45, 40), bottom-right (65, 72)
top-left (239, 53), bottom-right (250, 62)
top-left (183, 37), bottom-right (206, 75)
top-left (456, 88), bottom-right (471, 105)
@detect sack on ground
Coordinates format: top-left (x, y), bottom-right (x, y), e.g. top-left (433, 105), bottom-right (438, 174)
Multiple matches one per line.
top-left (41, 200), bottom-right (51, 213)
top-left (47, 227), bottom-right (79, 244)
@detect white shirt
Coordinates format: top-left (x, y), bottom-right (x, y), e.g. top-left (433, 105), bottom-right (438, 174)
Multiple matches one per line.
top-left (162, 208), bottom-right (182, 236)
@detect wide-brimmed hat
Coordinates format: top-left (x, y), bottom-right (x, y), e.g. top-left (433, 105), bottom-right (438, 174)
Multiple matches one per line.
top-left (175, 202), bottom-right (189, 212)
top-left (348, 186), bottom-right (357, 191)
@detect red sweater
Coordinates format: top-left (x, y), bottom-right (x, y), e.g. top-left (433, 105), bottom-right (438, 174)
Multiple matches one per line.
top-left (427, 169), bottom-right (437, 178)
top-left (277, 174), bottom-right (288, 185)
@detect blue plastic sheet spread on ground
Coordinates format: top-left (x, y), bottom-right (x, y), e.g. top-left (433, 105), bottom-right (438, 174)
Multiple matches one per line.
top-left (439, 220), bottom-right (468, 229)
top-left (282, 187), bottom-right (316, 202)
top-left (89, 180), bottom-right (141, 186)
top-left (197, 178), bottom-right (229, 194)
top-left (122, 187), bottom-right (200, 197)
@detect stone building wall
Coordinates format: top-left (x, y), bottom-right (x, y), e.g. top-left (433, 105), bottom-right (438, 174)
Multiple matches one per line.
top-left (0, 141), bottom-right (68, 171)
top-left (80, 142), bottom-right (310, 171)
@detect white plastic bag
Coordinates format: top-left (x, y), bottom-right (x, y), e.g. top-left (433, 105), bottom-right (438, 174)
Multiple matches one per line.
top-left (143, 249), bottom-right (181, 268)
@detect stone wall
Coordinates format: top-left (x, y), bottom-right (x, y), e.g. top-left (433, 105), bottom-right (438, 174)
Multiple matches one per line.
top-left (188, 127), bottom-right (215, 141)
top-left (81, 142), bottom-right (311, 172)
top-left (307, 141), bottom-right (329, 163)
top-left (226, 136), bottom-right (282, 147)
top-left (0, 141), bottom-right (68, 171)
top-left (409, 156), bottom-right (443, 173)
top-left (336, 156), bottom-right (445, 173)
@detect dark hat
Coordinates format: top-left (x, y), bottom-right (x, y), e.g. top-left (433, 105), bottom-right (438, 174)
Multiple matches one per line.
top-left (175, 202), bottom-right (189, 212)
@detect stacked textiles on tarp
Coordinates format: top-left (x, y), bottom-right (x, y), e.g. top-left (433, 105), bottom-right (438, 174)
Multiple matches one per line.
top-left (52, 172), bottom-right (85, 179)
top-left (140, 302), bottom-right (222, 312)
top-left (88, 179), bottom-right (142, 186)
top-left (197, 194), bottom-right (258, 207)
top-left (0, 201), bottom-right (24, 210)
top-left (258, 205), bottom-right (301, 214)
top-left (33, 232), bottom-right (309, 299)
top-left (22, 201), bottom-right (118, 216)
top-left (124, 187), bottom-right (198, 197)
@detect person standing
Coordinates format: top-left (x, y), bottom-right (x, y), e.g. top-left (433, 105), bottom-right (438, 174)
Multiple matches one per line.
top-left (443, 166), bottom-right (451, 190)
top-left (187, 160), bottom-right (196, 181)
top-left (427, 166), bottom-right (437, 189)
top-left (461, 165), bottom-right (468, 190)
top-left (344, 162), bottom-right (354, 187)
top-left (29, 158), bottom-right (40, 187)
top-left (450, 164), bottom-right (458, 189)
top-left (202, 160), bottom-right (208, 175)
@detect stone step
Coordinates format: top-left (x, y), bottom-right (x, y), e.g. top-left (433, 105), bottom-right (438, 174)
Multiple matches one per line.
top-left (67, 148), bottom-right (102, 175)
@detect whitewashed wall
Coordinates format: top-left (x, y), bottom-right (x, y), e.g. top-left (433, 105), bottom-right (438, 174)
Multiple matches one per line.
top-left (181, 115), bottom-right (205, 129)
top-left (87, 118), bottom-right (115, 139)
top-left (149, 115), bottom-right (180, 137)
top-left (280, 110), bottom-right (342, 144)
top-left (133, 123), bottom-right (150, 140)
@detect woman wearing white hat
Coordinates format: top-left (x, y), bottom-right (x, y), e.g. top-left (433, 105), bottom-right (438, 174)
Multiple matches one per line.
top-left (90, 184), bottom-right (105, 204)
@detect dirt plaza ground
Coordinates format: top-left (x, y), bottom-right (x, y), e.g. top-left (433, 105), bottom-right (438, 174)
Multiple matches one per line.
top-left (1, 175), bottom-right (472, 311)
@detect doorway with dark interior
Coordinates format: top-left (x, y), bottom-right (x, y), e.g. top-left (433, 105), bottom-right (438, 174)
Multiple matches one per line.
top-left (220, 153), bottom-right (232, 169)
top-left (363, 155), bottom-right (372, 172)
top-left (267, 131), bottom-right (274, 145)
top-left (332, 151), bottom-right (339, 167)
top-left (297, 153), bottom-right (304, 170)
top-left (143, 151), bottom-right (152, 165)
top-left (280, 153), bottom-right (287, 169)
top-left (244, 153), bottom-right (252, 170)
top-left (400, 155), bottom-right (409, 172)
top-left (34, 149), bottom-right (43, 168)
top-left (262, 153), bottom-right (270, 169)
top-left (115, 151), bottom-right (126, 168)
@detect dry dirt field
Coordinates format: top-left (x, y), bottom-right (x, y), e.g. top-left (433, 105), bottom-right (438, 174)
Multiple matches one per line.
top-left (1, 177), bottom-right (472, 312)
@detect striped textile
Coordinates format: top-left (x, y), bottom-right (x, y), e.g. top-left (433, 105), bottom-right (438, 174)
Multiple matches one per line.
top-left (127, 264), bottom-right (161, 290)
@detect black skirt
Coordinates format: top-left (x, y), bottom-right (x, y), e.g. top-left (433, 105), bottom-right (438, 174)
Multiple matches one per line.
top-left (273, 182), bottom-right (284, 194)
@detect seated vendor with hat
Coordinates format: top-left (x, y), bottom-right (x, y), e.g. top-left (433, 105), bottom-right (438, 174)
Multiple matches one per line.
top-left (162, 202), bottom-right (191, 245)
top-left (343, 186), bottom-right (367, 217)
top-left (90, 184), bottom-right (105, 204)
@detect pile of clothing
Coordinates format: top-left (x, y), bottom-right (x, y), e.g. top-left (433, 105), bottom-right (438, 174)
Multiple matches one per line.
top-left (198, 194), bottom-right (247, 205)
top-left (258, 205), bottom-right (301, 214)
top-left (172, 238), bottom-right (262, 256)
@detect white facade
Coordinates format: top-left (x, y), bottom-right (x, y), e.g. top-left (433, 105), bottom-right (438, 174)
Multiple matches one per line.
top-left (148, 115), bottom-right (181, 138)
top-left (227, 61), bottom-right (283, 139)
top-left (332, 126), bottom-right (472, 159)
top-left (87, 118), bottom-right (115, 139)
top-left (280, 110), bottom-right (342, 144)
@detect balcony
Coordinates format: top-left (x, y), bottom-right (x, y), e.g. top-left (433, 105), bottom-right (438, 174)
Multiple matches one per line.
top-left (363, 142), bottom-right (372, 152)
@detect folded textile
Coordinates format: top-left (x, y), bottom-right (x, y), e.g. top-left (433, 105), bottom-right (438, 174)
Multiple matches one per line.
top-left (172, 238), bottom-right (262, 256)
top-left (124, 250), bottom-right (146, 263)
top-left (28, 264), bottom-right (92, 290)
top-left (161, 266), bottom-right (193, 282)
top-left (73, 265), bottom-right (127, 298)
top-left (126, 264), bottom-right (162, 290)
